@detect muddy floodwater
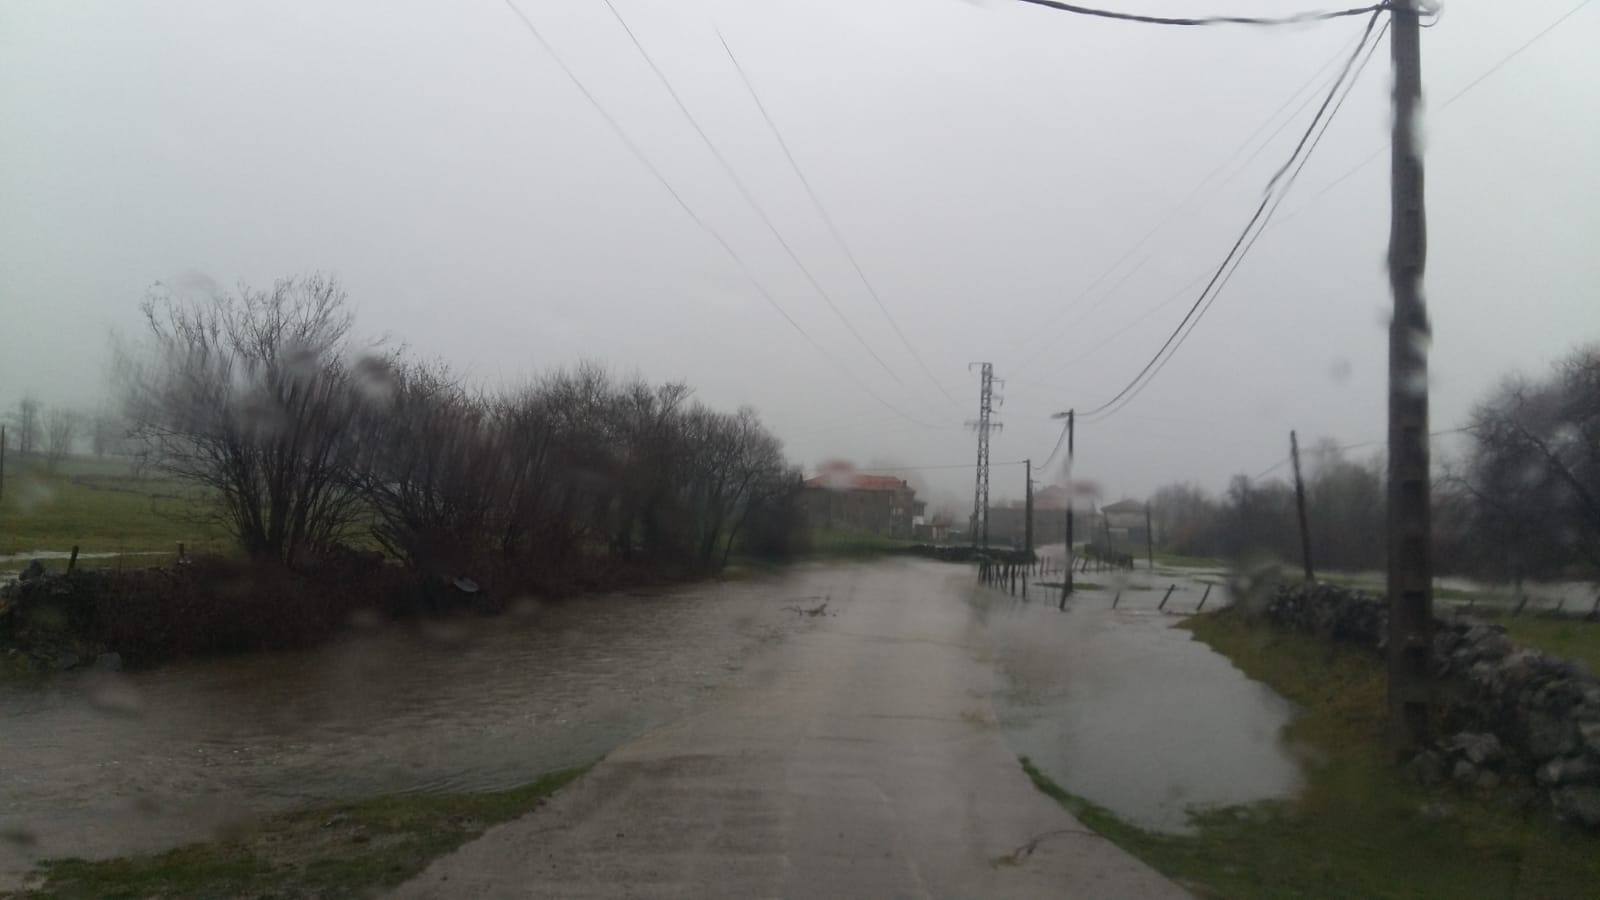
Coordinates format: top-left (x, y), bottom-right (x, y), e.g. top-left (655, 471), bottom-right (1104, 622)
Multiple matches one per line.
top-left (2, 557), bottom-right (1302, 884)
top-left (977, 559), bottom-right (1303, 834)
top-left (0, 571), bottom-right (817, 881)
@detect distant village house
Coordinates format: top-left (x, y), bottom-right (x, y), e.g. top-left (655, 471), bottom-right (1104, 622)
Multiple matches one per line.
top-left (801, 471), bottom-right (925, 540)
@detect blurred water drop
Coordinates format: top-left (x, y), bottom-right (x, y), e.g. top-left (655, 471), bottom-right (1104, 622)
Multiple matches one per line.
top-left (353, 354), bottom-right (398, 404)
top-left (14, 477), bottom-right (56, 515)
top-left (348, 608), bottom-right (384, 630)
top-left (1328, 358), bottom-right (1353, 384)
top-left (1518, 460), bottom-right (1545, 487)
top-left (420, 619), bottom-right (471, 646)
top-left (508, 596), bottom-right (544, 619)
top-left (85, 672), bottom-right (145, 718)
top-left (1407, 327), bottom-right (1433, 358)
top-left (0, 827), bottom-right (38, 850)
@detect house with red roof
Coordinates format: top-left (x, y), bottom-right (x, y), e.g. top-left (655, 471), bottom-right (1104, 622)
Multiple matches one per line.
top-left (800, 470), bottom-right (925, 540)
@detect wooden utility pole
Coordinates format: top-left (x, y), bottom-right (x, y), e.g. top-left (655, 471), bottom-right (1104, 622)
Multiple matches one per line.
top-left (1024, 459), bottom-right (1034, 560)
top-left (1059, 410), bottom-right (1075, 609)
top-left (1386, 0), bottom-right (1434, 754)
top-left (1144, 502), bottom-right (1154, 571)
top-left (1290, 430), bottom-right (1315, 583)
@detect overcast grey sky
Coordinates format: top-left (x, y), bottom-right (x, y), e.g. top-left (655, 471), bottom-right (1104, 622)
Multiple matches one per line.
top-left (2, 0), bottom-right (1596, 513)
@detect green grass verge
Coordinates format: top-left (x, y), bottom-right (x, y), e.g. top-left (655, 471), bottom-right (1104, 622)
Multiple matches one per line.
top-left (1018, 611), bottom-right (1600, 899)
top-left (0, 456), bottom-right (227, 556)
top-left (1501, 616), bottom-right (1600, 675)
top-left (804, 528), bottom-right (917, 558)
top-left (6, 766), bottom-right (591, 899)
top-left (1151, 552), bottom-right (1223, 569)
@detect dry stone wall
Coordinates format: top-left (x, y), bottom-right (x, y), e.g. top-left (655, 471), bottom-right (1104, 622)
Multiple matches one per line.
top-left (1261, 582), bottom-right (1600, 828)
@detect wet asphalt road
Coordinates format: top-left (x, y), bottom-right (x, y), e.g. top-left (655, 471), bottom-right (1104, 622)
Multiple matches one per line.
top-left (395, 559), bottom-right (1187, 899)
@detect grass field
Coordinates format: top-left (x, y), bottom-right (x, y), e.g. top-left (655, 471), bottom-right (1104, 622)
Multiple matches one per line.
top-left (804, 528), bottom-right (917, 557)
top-left (1501, 616), bottom-right (1600, 674)
top-left (1019, 609), bottom-right (1600, 899)
top-left (0, 455), bottom-right (227, 557)
top-left (1151, 551), bottom-right (1224, 570)
top-left (5, 766), bottom-right (590, 899)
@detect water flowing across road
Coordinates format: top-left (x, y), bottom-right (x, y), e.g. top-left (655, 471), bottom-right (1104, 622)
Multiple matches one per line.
top-left (2, 557), bottom-right (1302, 889)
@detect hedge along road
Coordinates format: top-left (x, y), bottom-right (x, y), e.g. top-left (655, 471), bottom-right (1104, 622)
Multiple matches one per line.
top-left (395, 559), bottom-right (1188, 898)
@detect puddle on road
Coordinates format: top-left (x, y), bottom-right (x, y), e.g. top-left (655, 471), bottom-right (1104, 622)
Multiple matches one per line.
top-left (973, 569), bottom-right (1302, 834)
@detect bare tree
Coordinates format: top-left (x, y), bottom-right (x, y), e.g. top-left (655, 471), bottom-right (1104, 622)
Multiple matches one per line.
top-left (90, 408), bottom-right (125, 458)
top-left (44, 407), bottom-right (79, 469)
top-left (350, 359), bottom-right (505, 575)
top-left (1452, 344), bottom-right (1600, 579)
top-left (120, 275), bottom-right (375, 565)
top-left (14, 396), bottom-right (40, 455)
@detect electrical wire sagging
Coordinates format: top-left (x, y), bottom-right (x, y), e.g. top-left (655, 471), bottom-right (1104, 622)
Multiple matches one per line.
top-left (1009, 0), bottom-right (1392, 27)
top-left (1073, 11), bottom-right (1387, 423)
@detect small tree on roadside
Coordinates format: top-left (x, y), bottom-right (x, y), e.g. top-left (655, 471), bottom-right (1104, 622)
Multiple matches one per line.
top-left (120, 274), bottom-right (377, 566)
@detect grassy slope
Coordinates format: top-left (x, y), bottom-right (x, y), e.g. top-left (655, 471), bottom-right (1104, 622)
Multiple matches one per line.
top-left (1020, 611), bottom-right (1600, 899)
top-left (6, 766), bottom-right (590, 900)
top-left (0, 456), bottom-right (227, 556)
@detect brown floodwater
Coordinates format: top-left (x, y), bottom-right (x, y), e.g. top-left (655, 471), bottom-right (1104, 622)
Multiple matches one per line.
top-left (1, 556), bottom-right (1304, 887)
top-left (977, 560), bottom-right (1303, 833)
top-left (0, 568), bottom-right (825, 882)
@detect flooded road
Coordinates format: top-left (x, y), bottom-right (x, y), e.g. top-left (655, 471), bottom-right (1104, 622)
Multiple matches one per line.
top-left (979, 565), bottom-right (1302, 833)
top-left (1, 572), bottom-right (819, 880)
top-left (398, 558), bottom-right (1186, 898)
top-left (3, 555), bottom-right (1303, 888)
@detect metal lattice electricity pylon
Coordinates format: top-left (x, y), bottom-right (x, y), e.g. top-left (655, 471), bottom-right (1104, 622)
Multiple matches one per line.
top-left (967, 362), bottom-right (1003, 547)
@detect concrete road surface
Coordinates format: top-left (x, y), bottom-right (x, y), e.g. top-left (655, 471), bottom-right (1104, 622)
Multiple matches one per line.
top-left (394, 560), bottom-right (1188, 899)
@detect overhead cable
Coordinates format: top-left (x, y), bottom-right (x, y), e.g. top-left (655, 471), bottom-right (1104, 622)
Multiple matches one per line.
top-left (719, 31), bottom-right (961, 408)
top-left (1009, 0), bottom-right (1391, 28)
top-left (499, 0), bottom-right (947, 429)
top-left (1083, 18), bottom-right (1388, 423)
top-left (1074, 11), bottom-right (1383, 422)
top-left (1013, 25), bottom-right (1369, 374)
top-left (1281, 0), bottom-right (1595, 223)
top-left (600, 0), bottom-right (911, 390)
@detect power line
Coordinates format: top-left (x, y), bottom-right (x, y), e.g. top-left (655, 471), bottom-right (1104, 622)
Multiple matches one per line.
top-left (1008, 0), bottom-right (1392, 27)
top-left (1438, 0), bottom-right (1593, 108)
top-left (718, 31), bottom-right (960, 408)
top-left (599, 0), bottom-right (910, 389)
top-left (1074, 11), bottom-right (1384, 422)
top-left (1251, 427), bottom-right (1468, 480)
top-left (1281, 0), bottom-right (1595, 222)
top-left (1012, 25), bottom-right (1370, 374)
top-left (499, 0), bottom-right (947, 430)
top-left (1083, 18), bottom-right (1389, 423)
top-left (1039, 417), bottom-right (1072, 469)
top-left (497, 0), bottom-right (804, 333)
top-left (849, 460), bottom-right (1030, 472)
